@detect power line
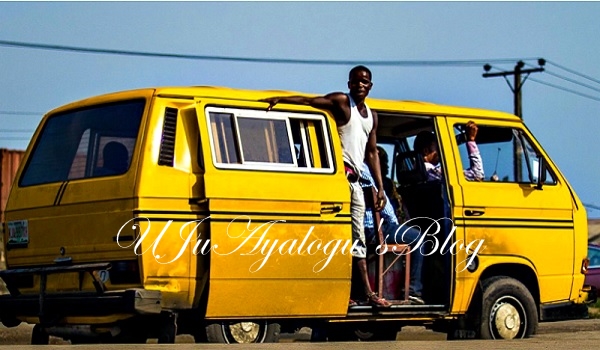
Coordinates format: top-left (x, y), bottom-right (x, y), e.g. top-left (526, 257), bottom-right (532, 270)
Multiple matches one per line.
top-left (524, 62), bottom-right (600, 93)
top-left (513, 62), bottom-right (600, 103)
top-left (0, 39), bottom-right (539, 67)
top-left (546, 59), bottom-right (600, 86)
top-left (0, 110), bottom-right (43, 116)
top-left (584, 203), bottom-right (600, 211)
top-left (4, 39), bottom-right (600, 107)
top-left (1, 40), bottom-right (599, 89)
top-left (545, 69), bottom-right (600, 94)
top-left (0, 129), bottom-right (34, 132)
top-left (529, 77), bottom-right (600, 102)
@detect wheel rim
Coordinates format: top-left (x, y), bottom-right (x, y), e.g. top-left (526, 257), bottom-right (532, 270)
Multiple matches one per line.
top-left (223, 321), bottom-right (266, 343)
top-left (354, 328), bottom-right (375, 340)
top-left (488, 295), bottom-right (527, 339)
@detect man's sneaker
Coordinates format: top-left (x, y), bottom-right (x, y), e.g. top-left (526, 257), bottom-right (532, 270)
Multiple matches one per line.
top-left (408, 295), bottom-right (425, 305)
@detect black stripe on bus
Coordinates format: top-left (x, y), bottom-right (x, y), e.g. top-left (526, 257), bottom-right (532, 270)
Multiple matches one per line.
top-left (130, 216), bottom-right (350, 225)
top-left (454, 223), bottom-right (574, 230)
top-left (455, 216), bottom-right (573, 224)
top-left (133, 210), bottom-right (210, 216)
top-left (53, 181), bottom-right (69, 206)
top-left (133, 210), bottom-right (351, 219)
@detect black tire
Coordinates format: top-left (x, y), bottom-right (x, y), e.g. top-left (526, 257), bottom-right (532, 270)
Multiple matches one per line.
top-left (206, 321), bottom-right (280, 343)
top-left (31, 324), bottom-right (49, 345)
top-left (157, 312), bottom-right (178, 344)
top-left (325, 324), bottom-right (355, 342)
top-left (446, 322), bottom-right (477, 340)
top-left (310, 326), bottom-right (328, 342)
top-left (354, 323), bottom-right (399, 341)
top-left (354, 327), bottom-right (398, 341)
top-left (479, 276), bottom-right (538, 339)
top-left (193, 329), bottom-right (208, 343)
top-left (111, 329), bottom-right (148, 344)
top-left (326, 323), bottom-right (398, 342)
top-left (69, 337), bottom-right (103, 344)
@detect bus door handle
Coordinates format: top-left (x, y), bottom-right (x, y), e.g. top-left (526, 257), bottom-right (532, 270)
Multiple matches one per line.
top-left (465, 209), bottom-right (485, 217)
top-left (321, 203), bottom-right (343, 214)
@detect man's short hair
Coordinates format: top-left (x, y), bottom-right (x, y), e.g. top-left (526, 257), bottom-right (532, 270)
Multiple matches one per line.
top-left (413, 131), bottom-right (437, 155)
top-left (349, 65), bottom-right (372, 80)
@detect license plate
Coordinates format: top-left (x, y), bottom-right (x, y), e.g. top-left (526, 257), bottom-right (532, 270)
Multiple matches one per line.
top-left (7, 220), bottom-right (29, 245)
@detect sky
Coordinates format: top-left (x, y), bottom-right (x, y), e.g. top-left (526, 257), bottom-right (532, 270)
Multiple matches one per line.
top-left (1, 2), bottom-right (599, 217)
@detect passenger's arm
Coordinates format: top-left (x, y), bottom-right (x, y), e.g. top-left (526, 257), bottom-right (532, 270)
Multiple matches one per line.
top-left (463, 121), bottom-right (484, 181)
top-left (365, 110), bottom-right (386, 211)
top-left (464, 142), bottom-right (484, 181)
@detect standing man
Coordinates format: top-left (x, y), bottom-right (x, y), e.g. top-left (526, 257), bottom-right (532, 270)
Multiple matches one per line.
top-left (260, 66), bottom-right (390, 307)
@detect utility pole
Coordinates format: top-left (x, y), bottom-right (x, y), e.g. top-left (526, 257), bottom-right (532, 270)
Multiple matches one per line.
top-left (482, 59), bottom-right (545, 182)
top-left (482, 59), bottom-right (545, 119)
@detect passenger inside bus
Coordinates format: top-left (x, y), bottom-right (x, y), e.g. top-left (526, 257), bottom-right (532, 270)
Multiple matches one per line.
top-left (413, 121), bottom-right (484, 182)
top-left (96, 141), bottom-right (129, 176)
top-left (376, 146), bottom-right (409, 223)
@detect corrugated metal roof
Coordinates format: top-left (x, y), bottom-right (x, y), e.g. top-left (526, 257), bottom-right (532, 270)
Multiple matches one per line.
top-left (0, 149), bottom-right (25, 222)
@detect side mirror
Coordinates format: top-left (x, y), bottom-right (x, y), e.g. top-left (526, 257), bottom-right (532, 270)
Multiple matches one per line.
top-left (535, 157), bottom-right (547, 190)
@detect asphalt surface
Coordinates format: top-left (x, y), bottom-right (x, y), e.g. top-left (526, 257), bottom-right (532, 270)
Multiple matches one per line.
top-left (1, 318), bottom-right (599, 349)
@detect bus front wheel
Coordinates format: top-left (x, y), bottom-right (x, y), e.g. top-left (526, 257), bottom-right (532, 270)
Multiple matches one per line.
top-left (479, 276), bottom-right (538, 339)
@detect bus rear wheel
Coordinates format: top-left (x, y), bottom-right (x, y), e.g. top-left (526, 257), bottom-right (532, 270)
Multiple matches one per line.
top-left (31, 324), bottom-right (49, 345)
top-left (479, 276), bottom-right (538, 339)
top-left (206, 321), bottom-right (280, 343)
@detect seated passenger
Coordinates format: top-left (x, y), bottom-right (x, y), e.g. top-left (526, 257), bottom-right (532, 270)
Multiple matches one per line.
top-left (413, 121), bottom-right (484, 182)
top-left (96, 141), bottom-right (129, 176)
top-left (376, 146), bottom-right (396, 207)
top-left (360, 163), bottom-right (425, 305)
top-left (377, 146), bottom-right (409, 223)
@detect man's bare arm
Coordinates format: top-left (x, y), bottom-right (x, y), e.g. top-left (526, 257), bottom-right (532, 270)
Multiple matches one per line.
top-left (364, 111), bottom-right (386, 211)
top-left (259, 93), bottom-right (348, 122)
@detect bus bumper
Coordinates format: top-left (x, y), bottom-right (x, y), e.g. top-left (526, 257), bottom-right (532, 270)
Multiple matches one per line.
top-left (539, 285), bottom-right (597, 322)
top-left (0, 263), bottom-right (161, 327)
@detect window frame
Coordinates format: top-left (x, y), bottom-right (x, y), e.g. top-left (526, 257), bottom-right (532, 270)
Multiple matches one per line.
top-left (205, 106), bottom-right (335, 174)
top-left (452, 122), bottom-right (557, 186)
top-left (19, 99), bottom-right (144, 187)
top-left (234, 114), bottom-right (296, 167)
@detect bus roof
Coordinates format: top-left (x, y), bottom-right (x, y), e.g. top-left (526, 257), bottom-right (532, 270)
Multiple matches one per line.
top-left (48, 85), bottom-right (521, 123)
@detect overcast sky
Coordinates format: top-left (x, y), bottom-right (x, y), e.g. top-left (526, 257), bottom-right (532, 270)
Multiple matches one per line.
top-left (1, 2), bottom-right (599, 216)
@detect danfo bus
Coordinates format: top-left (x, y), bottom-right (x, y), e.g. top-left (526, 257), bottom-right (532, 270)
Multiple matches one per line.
top-left (1, 86), bottom-right (595, 344)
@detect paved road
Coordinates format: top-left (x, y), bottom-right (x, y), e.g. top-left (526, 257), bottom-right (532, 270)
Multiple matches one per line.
top-left (1, 318), bottom-right (600, 349)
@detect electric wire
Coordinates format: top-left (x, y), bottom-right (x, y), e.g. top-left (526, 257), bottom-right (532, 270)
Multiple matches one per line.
top-left (521, 61), bottom-right (600, 94)
top-left (584, 203), bottom-right (600, 211)
top-left (3, 40), bottom-right (600, 109)
top-left (544, 70), bottom-right (600, 94)
top-left (0, 39), bottom-right (538, 67)
top-left (528, 77), bottom-right (600, 102)
top-left (546, 59), bottom-right (600, 86)
top-left (0, 111), bottom-right (43, 116)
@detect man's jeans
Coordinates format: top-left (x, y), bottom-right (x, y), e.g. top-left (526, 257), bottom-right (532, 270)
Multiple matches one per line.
top-left (366, 221), bottom-right (424, 297)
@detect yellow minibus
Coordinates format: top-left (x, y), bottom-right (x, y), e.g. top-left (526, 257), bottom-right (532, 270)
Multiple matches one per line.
top-left (0, 86), bottom-right (595, 344)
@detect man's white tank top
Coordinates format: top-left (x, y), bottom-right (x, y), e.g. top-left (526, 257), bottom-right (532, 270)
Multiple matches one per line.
top-left (337, 94), bottom-right (373, 175)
